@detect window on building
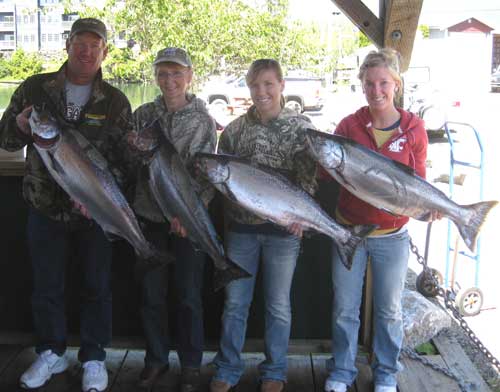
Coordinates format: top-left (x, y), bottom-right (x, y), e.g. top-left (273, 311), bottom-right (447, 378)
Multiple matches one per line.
top-left (48, 34), bottom-right (52, 42)
top-left (23, 15), bottom-right (28, 24)
top-left (24, 35), bottom-right (28, 43)
top-left (54, 34), bottom-right (59, 42)
top-left (17, 16), bottom-right (21, 23)
top-left (31, 34), bottom-right (35, 42)
top-left (30, 14), bottom-right (34, 24)
top-left (41, 15), bottom-right (45, 23)
top-left (42, 34), bottom-right (46, 42)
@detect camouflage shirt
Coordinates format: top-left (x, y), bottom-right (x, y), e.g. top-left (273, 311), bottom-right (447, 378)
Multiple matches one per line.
top-left (0, 63), bottom-right (133, 225)
top-left (131, 94), bottom-right (217, 222)
top-left (218, 105), bottom-right (318, 226)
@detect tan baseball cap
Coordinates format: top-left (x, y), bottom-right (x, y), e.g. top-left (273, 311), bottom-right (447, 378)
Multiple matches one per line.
top-left (153, 47), bottom-right (192, 67)
top-left (70, 18), bottom-right (107, 42)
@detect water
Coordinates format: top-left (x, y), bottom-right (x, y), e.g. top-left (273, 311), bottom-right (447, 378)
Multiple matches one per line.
top-left (0, 82), bottom-right (160, 113)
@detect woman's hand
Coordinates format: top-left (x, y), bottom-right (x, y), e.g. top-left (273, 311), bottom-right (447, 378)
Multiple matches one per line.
top-left (287, 222), bottom-right (303, 238)
top-left (429, 211), bottom-right (443, 221)
top-left (72, 200), bottom-right (91, 219)
top-left (170, 217), bottom-right (187, 238)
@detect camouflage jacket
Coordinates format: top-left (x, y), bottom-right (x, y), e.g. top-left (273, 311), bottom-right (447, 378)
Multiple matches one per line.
top-left (131, 94), bottom-right (217, 222)
top-left (0, 63), bottom-right (133, 225)
top-left (218, 105), bottom-right (318, 226)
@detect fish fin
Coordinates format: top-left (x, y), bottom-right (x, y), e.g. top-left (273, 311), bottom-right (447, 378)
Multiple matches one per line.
top-left (392, 160), bottom-right (416, 175)
top-left (213, 258), bottom-right (252, 291)
top-left (454, 200), bottom-right (498, 252)
top-left (380, 207), bottom-right (401, 217)
top-left (222, 183), bottom-right (238, 203)
top-left (414, 211), bottom-right (432, 221)
top-left (103, 232), bottom-right (122, 242)
top-left (336, 224), bottom-right (378, 270)
top-left (138, 245), bottom-right (176, 268)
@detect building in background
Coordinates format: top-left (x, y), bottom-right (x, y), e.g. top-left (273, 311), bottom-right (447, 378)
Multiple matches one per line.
top-left (0, 0), bottom-right (126, 54)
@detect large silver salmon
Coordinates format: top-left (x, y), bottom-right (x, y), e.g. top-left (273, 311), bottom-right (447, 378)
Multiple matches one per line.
top-left (147, 135), bottom-right (251, 290)
top-left (28, 107), bottom-right (171, 264)
top-left (195, 153), bottom-right (376, 270)
top-left (306, 129), bottom-right (498, 252)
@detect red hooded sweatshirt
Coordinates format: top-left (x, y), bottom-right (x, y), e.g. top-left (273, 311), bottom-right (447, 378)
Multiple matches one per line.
top-left (334, 106), bottom-right (428, 230)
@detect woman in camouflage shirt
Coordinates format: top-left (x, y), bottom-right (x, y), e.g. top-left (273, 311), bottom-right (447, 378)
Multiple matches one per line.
top-left (210, 59), bottom-right (317, 392)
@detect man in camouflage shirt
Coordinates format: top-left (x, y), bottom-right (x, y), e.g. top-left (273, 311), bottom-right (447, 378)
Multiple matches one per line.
top-left (0, 18), bottom-right (132, 392)
top-left (126, 47), bottom-right (216, 392)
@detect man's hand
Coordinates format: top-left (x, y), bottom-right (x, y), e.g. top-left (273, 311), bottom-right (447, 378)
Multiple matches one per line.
top-left (16, 105), bottom-right (33, 136)
top-left (286, 222), bottom-right (303, 238)
top-left (170, 217), bottom-right (187, 238)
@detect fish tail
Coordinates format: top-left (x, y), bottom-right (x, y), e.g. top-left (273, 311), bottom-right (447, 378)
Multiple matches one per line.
top-left (455, 200), bottom-right (498, 252)
top-left (337, 224), bottom-right (378, 270)
top-left (213, 258), bottom-right (252, 291)
top-left (139, 243), bottom-right (176, 267)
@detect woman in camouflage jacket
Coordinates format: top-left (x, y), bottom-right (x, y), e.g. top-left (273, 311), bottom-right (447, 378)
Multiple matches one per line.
top-left (210, 59), bottom-right (317, 392)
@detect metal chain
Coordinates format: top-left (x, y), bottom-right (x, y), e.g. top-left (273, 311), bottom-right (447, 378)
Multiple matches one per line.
top-left (408, 236), bottom-right (500, 373)
top-left (401, 347), bottom-right (471, 391)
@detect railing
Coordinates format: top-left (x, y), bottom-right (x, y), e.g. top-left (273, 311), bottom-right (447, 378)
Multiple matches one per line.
top-left (0, 21), bottom-right (15, 30)
top-left (0, 40), bottom-right (15, 49)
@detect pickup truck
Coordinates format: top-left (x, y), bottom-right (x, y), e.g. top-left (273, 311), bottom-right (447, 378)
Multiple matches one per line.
top-left (199, 75), bottom-right (325, 114)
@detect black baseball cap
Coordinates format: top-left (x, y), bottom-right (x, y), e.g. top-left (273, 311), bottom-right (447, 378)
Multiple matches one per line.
top-left (70, 18), bottom-right (107, 42)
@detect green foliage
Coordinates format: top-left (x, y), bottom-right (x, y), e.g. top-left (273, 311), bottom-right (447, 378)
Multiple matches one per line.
top-left (60, 0), bottom-right (362, 83)
top-left (358, 31), bottom-right (371, 48)
top-left (103, 45), bottom-right (151, 82)
top-left (4, 49), bottom-right (44, 81)
top-left (418, 24), bottom-right (430, 39)
top-left (0, 57), bottom-right (9, 79)
top-left (414, 341), bottom-right (438, 355)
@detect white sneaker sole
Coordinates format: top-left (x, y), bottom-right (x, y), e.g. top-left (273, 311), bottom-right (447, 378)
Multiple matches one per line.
top-left (19, 357), bottom-right (69, 389)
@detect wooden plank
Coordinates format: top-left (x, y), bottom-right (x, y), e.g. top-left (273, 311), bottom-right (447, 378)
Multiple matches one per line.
top-left (331, 0), bottom-right (384, 48)
top-left (360, 260), bottom-right (373, 349)
top-left (0, 344), bottom-right (23, 376)
top-left (397, 355), bottom-right (461, 392)
top-left (383, 0), bottom-right (423, 71)
top-left (110, 349), bottom-right (179, 391)
top-left (234, 353), bottom-right (264, 391)
top-left (286, 354), bottom-right (314, 390)
top-left (433, 333), bottom-right (491, 392)
top-left (353, 354), bottom-right (372, 392)
top-left (311, 353), bottom-right (372, 392)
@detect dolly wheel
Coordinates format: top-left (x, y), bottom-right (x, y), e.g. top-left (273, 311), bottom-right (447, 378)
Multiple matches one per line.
top-left (456, 287), bottom-right (483, 317)
top-left (416, 268), bottom-right (443, 298)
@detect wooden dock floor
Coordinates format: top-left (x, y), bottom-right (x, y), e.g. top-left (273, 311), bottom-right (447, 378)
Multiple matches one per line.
top-left (0, 334), bottom-right (491, 391)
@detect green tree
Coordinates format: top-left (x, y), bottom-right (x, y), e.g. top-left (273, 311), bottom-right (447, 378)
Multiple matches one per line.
top-left (5, 49), bottom-right (44, 81)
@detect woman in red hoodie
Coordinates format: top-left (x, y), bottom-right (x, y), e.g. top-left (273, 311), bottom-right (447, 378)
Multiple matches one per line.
top-left (324, 49), bottom-right (430, 392)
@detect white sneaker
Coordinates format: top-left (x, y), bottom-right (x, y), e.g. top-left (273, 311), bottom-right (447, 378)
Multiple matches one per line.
top-left (82, 360), bottom-right (108, 392)
top-left (375, 385), bottom-right (397, 392)
top-left (324, 379), bottom-right (347, 392)
top-left (20, 349), bottom-right (69, 389)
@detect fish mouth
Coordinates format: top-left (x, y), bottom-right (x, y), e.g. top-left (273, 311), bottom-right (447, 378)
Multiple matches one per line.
top-left (33, 133), bottom-right (60, 149)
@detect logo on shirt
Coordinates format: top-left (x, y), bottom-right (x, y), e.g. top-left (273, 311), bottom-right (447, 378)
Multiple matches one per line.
top-left (388, 137), bottom-right (406, 153)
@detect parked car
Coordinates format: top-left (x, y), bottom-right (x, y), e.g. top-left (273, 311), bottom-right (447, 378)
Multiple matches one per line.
top-left (491, 65), bottom-right (500, 92)
top-left (199, 74), bottom-right (325, 114)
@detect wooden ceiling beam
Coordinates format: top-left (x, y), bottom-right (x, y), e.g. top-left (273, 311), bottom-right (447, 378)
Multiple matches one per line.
top-left (331, 0), bottom-right (423, 72)
top-left (331, 0), bottom-right (384, 48)
top-left (384, 0), bottom-right (424, 71)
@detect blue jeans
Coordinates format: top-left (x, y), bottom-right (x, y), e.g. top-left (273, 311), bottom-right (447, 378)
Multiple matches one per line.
top-left (140, 221), bottom-right (206, 369)
top-left (213, 230), bottom-right (301, 385)
top-left (27, 208), bottom-right (112, 363)
top-left (326, 230), bottom-right (409, 387)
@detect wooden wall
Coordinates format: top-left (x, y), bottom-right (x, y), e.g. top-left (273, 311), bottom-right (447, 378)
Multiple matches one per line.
top-left (0, 176), bottom-right (340, 342)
